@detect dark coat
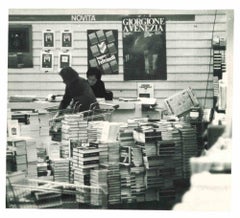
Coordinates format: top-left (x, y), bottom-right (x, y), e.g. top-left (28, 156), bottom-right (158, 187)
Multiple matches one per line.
top-left (90, 80), bottom-right (106, 98)
top-left (59, 77), bottom-right (97, 112)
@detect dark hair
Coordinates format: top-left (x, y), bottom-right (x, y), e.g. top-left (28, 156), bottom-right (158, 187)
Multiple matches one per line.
top-left (59, 67), bottom-right (79, 85)
top-left (86, 67), bottom-right (102, 80)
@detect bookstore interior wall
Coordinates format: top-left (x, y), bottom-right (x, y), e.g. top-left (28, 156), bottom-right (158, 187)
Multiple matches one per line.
top-left (8, 10), bottom-right (228, 108)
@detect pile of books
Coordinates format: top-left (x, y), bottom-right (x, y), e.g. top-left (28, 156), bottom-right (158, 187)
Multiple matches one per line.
top-left (47, 142), bottom-right (60, 160)
top-left (120, 167), bottom-right (132, 203)
top-left (8, 138), bottom-right (28, 172)
top-left (61, 114), bottom-right (87, 142)
top-left (102, 163), bottom-right (121, 205)
top-left (26, 139), bottom-right (38, 178)
top-left (90, 169), bottom-right (108, 206)
top-left (37, 162), bottom-right (48, 176)
top-left (178, 123), bottom-right (198, 179)
top-left (60, 140), bottom-right (70, 158)
top-left (73, 146), bottom-right (100, 204)
top-left (98, 141), bottom-right (120, 165)
top-left (130, 166), bottom-right (145, 202)
top-left (51, 158), bottom-right (69, 182)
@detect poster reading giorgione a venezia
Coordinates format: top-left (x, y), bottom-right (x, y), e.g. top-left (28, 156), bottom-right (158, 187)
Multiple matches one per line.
top-left (122, 16), bottom-right (167, 80)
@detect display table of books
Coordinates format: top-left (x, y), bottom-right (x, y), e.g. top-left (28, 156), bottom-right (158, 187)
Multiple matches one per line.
top-left (7, 112), bottom-right (201, 209)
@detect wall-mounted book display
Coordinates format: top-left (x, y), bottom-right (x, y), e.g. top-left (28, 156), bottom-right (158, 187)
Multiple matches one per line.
top-left (42, 29), bottom-right (55, 49)
top-left (58, 52), bottom-right (72, 71)
top-left (41, 51), bottom-right (54, 72)
top-left (61, 30), bottom-right (73, 49)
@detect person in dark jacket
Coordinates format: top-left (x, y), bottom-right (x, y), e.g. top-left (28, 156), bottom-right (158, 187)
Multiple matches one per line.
top-left (86, 67), bottom-right (106, 98)
top-left (58, 67), bottom-right (97, 112)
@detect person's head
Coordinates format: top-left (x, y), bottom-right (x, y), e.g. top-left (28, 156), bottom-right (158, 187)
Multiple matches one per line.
top-left (59, 67), bottom-right (79, 85)
top-left (86, 67), bottom-right (102, 86)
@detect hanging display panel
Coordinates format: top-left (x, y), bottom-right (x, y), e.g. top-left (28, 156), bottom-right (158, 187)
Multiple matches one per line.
top-left (87, 29), bottom-right (118, 75)
top-left (122, 16), bottom-right (167, 80)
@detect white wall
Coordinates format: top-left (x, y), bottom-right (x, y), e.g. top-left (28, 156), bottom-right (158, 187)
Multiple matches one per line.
top-left (8, 9), bottom-right (228, 108)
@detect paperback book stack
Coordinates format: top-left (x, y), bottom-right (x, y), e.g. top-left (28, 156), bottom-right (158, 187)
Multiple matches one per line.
top-left (130, 166), bottom-right (145, 202)
top-left (157, 140), bottom-right (176, 200)
top-left (178, 123), bottom-right (198, 179)
top-left (47, 142), bottom-right (60, 160)
top-left (60, 140), bottom-right (70, 158)
top-left (37, 162), bottom-right (48, 176)
top-left (171, 126), bottom-right (183, 180)
top-left (98, 141), bottom-right (120, 165)
top-left (37, 145), bottom-right (47, 162)
top-left (69, 159), bottom-right (74, 183)
top-left (61, 113), bottom-right (87, 142)
top-left (26, 139), bottom-right (38, 178)
top-left (73, 146), bottom-right (100, 204)
top-left (90, 169), bottom-right (108, 207)
top-left (120, 166), bottom-right (132, 203)
top-left (102, 163), bottom-right (121, 205)
top-left (51, 158), bottom-right (69, 182)
top-left (157, 121), bottom-right (183, 180)
top-left (87, 122), bottom-right (98, 142)
top-left (8, 139), bottom-right (28, 172)
top-left (88, 121), bottom-right (109, 142)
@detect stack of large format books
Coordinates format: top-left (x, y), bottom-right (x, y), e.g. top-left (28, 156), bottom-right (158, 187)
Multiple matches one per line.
top-left (51, 158), bottom-right (69, 182)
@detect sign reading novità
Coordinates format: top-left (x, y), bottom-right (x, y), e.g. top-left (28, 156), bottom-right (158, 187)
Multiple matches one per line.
top-left (71, 15), bottom-right (96, 22)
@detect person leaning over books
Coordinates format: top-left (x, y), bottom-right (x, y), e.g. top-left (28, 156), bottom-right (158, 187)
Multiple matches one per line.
top-left (86, 67), bottom-right (106, 98)
top-left (56, 66), bottom-right (97, 116)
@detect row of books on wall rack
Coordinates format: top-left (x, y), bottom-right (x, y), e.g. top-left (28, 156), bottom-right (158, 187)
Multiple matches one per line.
top-left (212, 36), bottom-right (227, 113)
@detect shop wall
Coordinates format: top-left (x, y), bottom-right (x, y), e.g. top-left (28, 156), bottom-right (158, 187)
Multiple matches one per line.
top-left (8, 10), bottom-right (227, 108)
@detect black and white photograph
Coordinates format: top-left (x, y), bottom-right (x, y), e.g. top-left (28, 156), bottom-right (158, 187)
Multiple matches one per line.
top-left (1, 1), bottom-right (240, 218)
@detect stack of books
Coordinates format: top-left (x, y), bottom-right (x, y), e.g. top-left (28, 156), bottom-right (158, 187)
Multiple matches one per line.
top-left (98, 141), bottom-right (120, 165)
top-left (178, 123), bottom-right (198, 179)
top-left (61, 113), bottom-right (87, 142)
top-left (37, 162), bottom-right (48, 176)
top-left (73, 146), bottom-right (100, 204)
top-left (130, 166), bottom-right (145, 202)
top-left (120, 166), bottom-right (132, 203)
top-left (87, 121), bottom-right (99, 142)
top-left (131, 146), bottom-right (143, 167)
top-left (90, 169), bottom-right (108, 206)
top-left (171, 127), bottom-right (183, 180)
top-left (69, 159), bottom-right (74, 184)
top-left (37, 146), bottom-right (47, 162)
top-left (78, 120), bottom-right (89, 142)
top-left (133, 124), bottom-right (162, 144)
top-left (60, 140), bottom-right (70, 159)
top-left (47, 142), bottom-right (60, 160)
top-left (51, 158), bottom-right (69, 182)
top-left (8, 139), bottom-right (28, 172)
top-left (102, 163), bottom-right (121, 205)
top-left (26, 139), bottom-right (38, 178)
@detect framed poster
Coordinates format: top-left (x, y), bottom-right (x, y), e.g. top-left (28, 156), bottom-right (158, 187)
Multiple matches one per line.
top-left (59, 52), bottom-right (71, 70)
top-left (122, 16), bottom-right (167, 80)
top-left (41, 51), bottom-right (53, 72)
top-left (43, 29), bottom-right (54, 48)
top-left (61, 30), bottom-right (73, 49)
top-left (87, 29), bottom-right (118, 75)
